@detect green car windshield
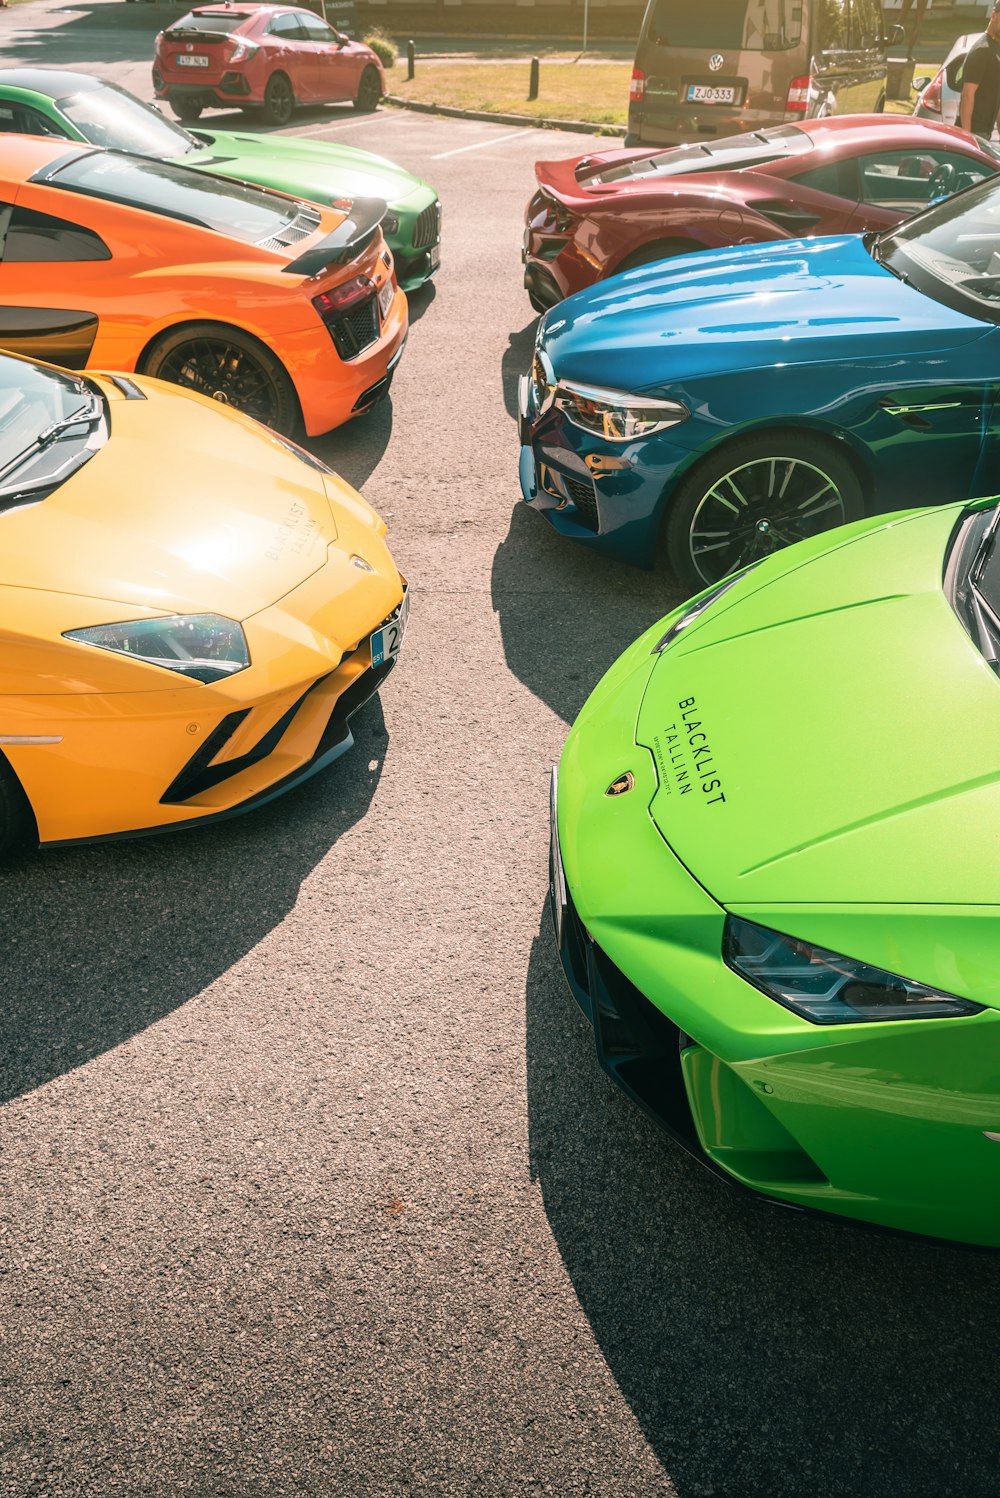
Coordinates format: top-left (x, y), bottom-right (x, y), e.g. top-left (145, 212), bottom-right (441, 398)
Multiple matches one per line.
top-left (58, 83), bottom-right (197, 159)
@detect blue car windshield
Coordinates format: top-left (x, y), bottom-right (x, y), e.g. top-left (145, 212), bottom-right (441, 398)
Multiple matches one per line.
top-left (879, 168), bottom-right (1000, 325)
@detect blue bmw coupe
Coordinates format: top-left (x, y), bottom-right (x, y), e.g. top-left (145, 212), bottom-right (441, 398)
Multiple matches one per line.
top-left (518, 174), bottom-right (1000, 590)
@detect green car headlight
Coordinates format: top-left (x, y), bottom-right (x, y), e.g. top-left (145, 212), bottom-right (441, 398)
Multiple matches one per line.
top-left (724, 917), bottom-right (985, 1024)
top-left (553, 380), bottom-right (688, 442)
top-left (653, 567), bottom-right (758, 653)
top-left (64, 614), bottom-right (250, 684)
top-left (381, 213), bottom-right (399, 235)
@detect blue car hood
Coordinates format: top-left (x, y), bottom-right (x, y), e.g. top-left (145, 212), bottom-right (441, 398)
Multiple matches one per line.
top-left (540, 235), bottom-right (993, 391)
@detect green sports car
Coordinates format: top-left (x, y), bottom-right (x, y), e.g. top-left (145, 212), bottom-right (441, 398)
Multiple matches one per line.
top-left (552, 496), bottom-right (1000, 1248)
top-left (0, 69), bottom-right (441, 290)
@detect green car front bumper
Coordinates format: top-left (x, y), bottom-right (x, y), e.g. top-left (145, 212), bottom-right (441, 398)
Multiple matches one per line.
top-left (550, 615), bottom-right (1000, 1249)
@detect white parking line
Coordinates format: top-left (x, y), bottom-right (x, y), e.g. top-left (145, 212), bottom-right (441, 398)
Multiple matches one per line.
top-left (431, 128), bottom-right (537, 160)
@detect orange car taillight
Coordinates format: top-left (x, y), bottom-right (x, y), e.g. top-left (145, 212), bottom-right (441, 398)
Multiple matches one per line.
top-left (785, 75), bottom-right (811, 113)
top-left (921, 67), bottom-right (944, 114)
top-left (630, 67), bottom-right (646, 103)
top-left (313, 277), bottom-right (375, 317)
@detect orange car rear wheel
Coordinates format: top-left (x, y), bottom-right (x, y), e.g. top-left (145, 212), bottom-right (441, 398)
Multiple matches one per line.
top-left (0, 754), bottom-right (37, 855)
top-left (139, 323), bottom-right (301, 436)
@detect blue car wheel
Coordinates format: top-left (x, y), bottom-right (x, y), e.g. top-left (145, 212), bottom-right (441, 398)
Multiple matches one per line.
top-left (664, 431), bottom-right (865, 590)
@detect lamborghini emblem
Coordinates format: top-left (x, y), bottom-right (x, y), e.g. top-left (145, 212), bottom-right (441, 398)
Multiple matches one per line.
top-left (606, 772), bottom-right (635, 797)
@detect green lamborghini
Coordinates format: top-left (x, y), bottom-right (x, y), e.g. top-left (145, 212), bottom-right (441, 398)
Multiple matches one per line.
top-left (552, 496), bottom-right (1000, 1248)
top-left (0, 69), bottom-right (441, 290)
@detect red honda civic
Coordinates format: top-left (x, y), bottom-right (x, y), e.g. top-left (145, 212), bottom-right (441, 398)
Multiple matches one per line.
top-left (523, 116), bottom-right (1000, 311)
top-left (153, 3), bottom-right (385, 124)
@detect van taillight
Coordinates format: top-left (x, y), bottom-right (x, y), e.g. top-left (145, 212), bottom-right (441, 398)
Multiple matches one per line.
top-left (921, 67), bottom-right (943, 114)
top-left (785, 75), bottom-right (811, 113)
top-left (313, 277), bottom-right (374, 317)
top-left (630, 67), bottom-right (646, 102)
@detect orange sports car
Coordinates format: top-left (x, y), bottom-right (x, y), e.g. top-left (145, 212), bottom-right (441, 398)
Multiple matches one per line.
top-left (0, 135), bottom-right (408, 435)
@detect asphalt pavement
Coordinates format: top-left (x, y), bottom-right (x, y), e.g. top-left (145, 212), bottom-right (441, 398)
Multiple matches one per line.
top-left (0, 5), bottom-right (998, 1496)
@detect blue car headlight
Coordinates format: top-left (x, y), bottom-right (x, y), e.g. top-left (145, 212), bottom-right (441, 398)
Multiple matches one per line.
top-left (552, 379), bottom-right (688, 442)
top-left (724, 917), bottom-right (985, 1024)
top-left (64, 614), bottom-right (250, 685)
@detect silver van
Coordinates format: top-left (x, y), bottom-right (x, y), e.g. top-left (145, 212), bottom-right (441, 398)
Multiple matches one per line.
top-left (627, 0), bottom-right (898, 147)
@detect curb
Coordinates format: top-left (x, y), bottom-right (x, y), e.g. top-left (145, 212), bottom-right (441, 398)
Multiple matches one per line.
top-left (383, 95), bottom-right (626, 135)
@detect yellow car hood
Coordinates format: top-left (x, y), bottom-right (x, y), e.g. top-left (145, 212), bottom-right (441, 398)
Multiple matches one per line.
top-left (4, 378), bottom-right (340, 620)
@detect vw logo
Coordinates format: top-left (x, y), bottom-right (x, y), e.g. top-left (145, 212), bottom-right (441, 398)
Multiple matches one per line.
top-left (708, 53), bottom-right (725, 72)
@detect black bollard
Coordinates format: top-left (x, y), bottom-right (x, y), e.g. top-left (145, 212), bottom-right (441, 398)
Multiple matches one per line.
top-left (528, 55), bottom-right (539, 101)
top-left (407, 39), bottom-right (415, 81)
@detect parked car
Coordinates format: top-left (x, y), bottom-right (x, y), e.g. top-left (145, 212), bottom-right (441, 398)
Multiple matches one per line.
top-left (914, 32), bottom-right (981, 126)
top-left (0, 135), bottom-right (407, 436)
top-left (523, 115), bottom-right (997, 311)
top-left (0, 350), bottom-right (407, 851)
top-left (519, 167), bottom-right (1000, 591)
top-left (0, 69), bottom-right (441, 290)
top-left (153, 3), bottom-right (384, 125)
top-left (550, 491), bottom-right (1000, 1248)
top-left (627, 0), bottom-right (900, 149)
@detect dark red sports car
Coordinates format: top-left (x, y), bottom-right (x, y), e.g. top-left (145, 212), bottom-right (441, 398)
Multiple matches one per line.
top-left (523, 116), bottom-right (1000, 311)
top-left (154, 3), bottom-right (385, 124)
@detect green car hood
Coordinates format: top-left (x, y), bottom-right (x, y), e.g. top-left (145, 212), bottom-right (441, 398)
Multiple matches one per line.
top-left (636, 502), bottom-right (1000, 910)
top-left (187, 128), bottom-right (430, 209)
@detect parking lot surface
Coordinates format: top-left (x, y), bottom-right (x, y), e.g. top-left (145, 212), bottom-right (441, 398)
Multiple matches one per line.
top-left (1, 5), bottom-right (999, 1495)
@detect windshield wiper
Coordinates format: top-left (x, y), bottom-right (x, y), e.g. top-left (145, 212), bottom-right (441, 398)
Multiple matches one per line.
top-left (0, 396), bottom-right (103, 487)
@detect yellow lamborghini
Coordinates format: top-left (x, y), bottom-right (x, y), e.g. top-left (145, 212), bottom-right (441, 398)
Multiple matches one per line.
top-left (0, 351), bottom-right (407, 850)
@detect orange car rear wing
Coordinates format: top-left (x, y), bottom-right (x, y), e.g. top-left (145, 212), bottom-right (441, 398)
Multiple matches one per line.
top-left (282, 197), bottom-right (387, 276)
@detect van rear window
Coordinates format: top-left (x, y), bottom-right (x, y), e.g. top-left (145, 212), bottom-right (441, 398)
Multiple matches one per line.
top-left (647, 0), bottom-right (803, 51)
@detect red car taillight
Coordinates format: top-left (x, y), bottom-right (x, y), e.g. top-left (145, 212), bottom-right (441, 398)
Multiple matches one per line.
top-left (313, 276), bottom-right (375, 317)
top-left (229, 36), bottom-right (259, 63)
top-left (785, 75), bottom-right (811, 113)
top-left (630, 67), bottom-right (646, 103)
top-left (920, 67), bottom-right (944, 114)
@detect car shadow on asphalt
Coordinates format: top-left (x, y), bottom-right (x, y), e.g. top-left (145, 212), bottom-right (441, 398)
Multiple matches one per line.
top-left (500, 319), bottom-right (538, 421)
top-left (0, 698), bottom-right (388, 1108)
top-left (525, 912), bottom-right (1000, 1497)
top-left (491, 500), bottom-right (679, 725)
top-left (310, 394), bottom-right (394, 492)
top-left (0, 1), bottom-right (165, 68)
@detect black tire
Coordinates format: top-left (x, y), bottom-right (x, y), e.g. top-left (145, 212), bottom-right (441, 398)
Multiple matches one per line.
top-left (617, 239), bottom-right (702, 274)
top-left (664, 431), bottom-right (865, 592)
top-left (0, 754), bottom-right (35, 857)
top-left (139, 322), bottom-right (300, 435)
top-left (262, 72), bottom-right (294, 127)
top-left (875, 89), bottom-right (886, 113)
top-left (172, 96), bottom-right (203, 122)
top-left (353, 65), bottom-right (381, 113)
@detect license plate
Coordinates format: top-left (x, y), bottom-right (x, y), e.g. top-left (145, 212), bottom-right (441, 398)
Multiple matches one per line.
top-left (428, 243), bottom-right (441, 271)
top-left (686, 84), bottom-right (736, 103)
top-left (377, 279), bottom-right (394, 319)
top-left (177, 54), bottom-right (210, 67)
top-left (369, 590), bottom-right (409, 667)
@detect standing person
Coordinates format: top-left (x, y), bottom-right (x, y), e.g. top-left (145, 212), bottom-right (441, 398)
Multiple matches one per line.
top-left (961, 3), bottom-right (1000, 139)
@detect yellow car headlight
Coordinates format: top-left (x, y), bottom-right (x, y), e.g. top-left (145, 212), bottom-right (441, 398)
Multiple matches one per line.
top-left (64, 614), bottom-right (250, 684)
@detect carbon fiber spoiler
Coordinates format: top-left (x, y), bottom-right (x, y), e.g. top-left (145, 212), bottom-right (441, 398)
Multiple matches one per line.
top-left (282, 197), bottom-right (387, 276)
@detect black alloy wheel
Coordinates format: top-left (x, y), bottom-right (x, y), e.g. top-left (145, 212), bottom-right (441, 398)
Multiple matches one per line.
top-left (262, 72), bottom-right (294, 126)
top-left (140, 324), bottom-right (299, 435)
top-left (172, 95), bottom-right (203, 122)
top-left (353, 66), bottom-right (381, 113)
top-left (665, 433), bottom-right (864, 591)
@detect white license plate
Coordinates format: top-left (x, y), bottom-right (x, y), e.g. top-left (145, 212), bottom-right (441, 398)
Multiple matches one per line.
top-left (177, 54), bottom-right (210, 67)
top-left (377, 279), bottom-right (394, 319)
top-left (369, 590), bottom-right (409, 667)
top-left (686, 84), bottom-right (736, 104)
top-left (428, 243), bottom-right (441, 271)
